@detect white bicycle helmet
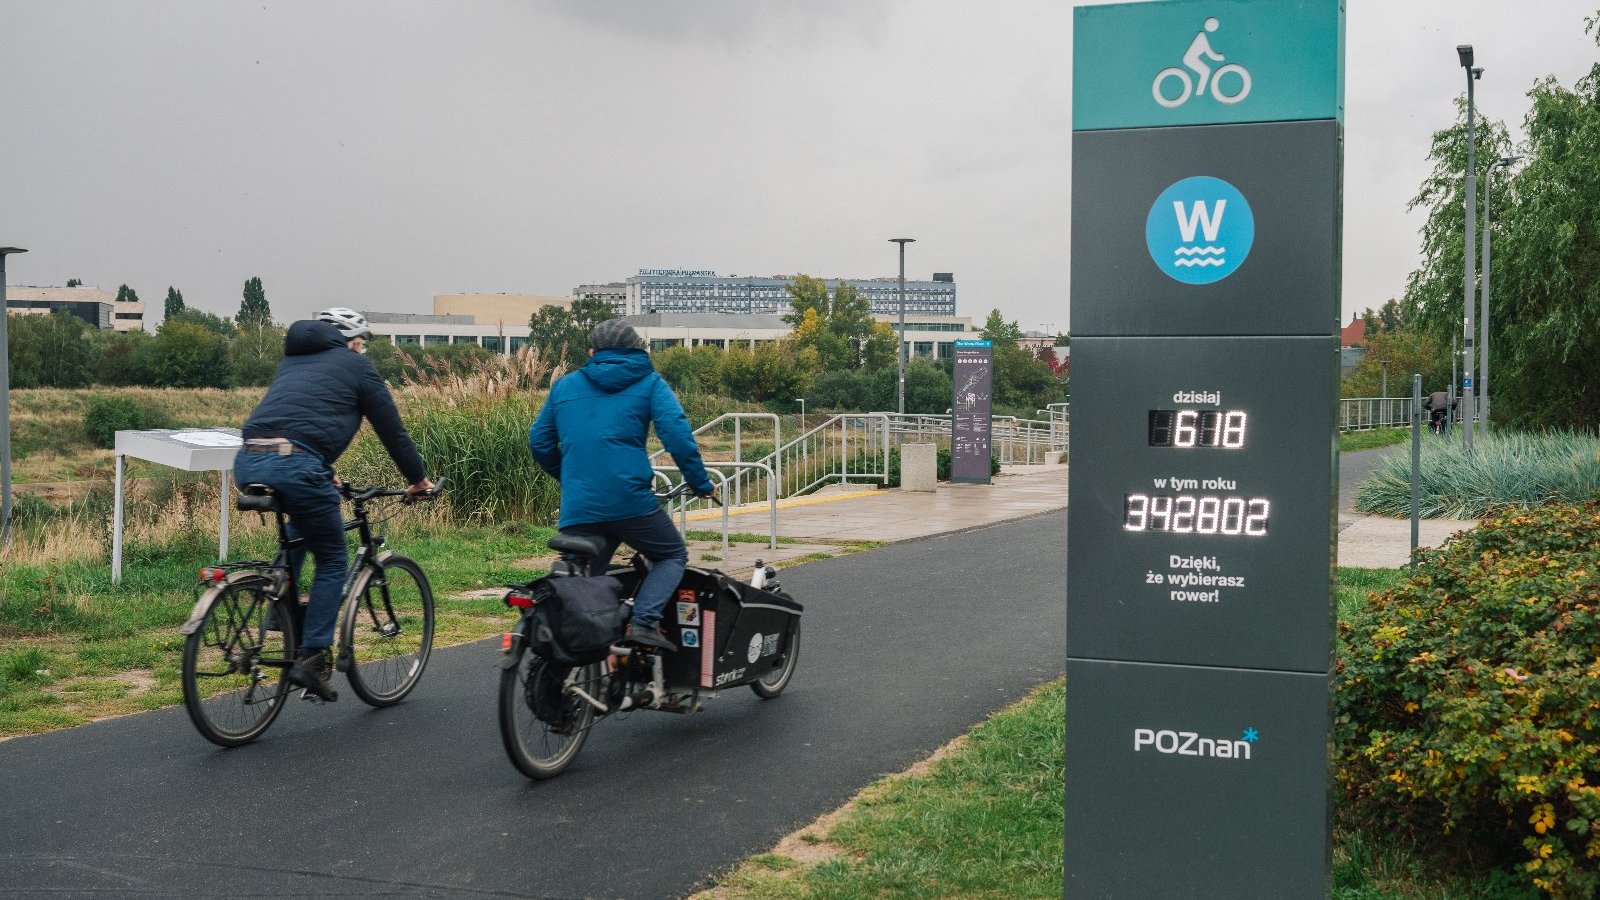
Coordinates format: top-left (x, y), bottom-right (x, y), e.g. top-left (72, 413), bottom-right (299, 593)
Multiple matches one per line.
top-left (314, 307), bottom-right (372, 340)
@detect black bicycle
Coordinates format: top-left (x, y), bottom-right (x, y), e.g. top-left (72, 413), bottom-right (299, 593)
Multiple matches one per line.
top-left (497, 482), bottom-right (802, 779)
top-left (179, 479), bottom-right (444, 747)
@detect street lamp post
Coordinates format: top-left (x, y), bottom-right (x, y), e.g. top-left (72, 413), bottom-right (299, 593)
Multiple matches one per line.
top-left (1457, 44), bottom-right (1483, 451)
top-left (0, 247), bottom-right (28, 548)
top-left (1480, 154), bottom-right (1521, 438)
top-left (890, 238), bottom-right (915, 415)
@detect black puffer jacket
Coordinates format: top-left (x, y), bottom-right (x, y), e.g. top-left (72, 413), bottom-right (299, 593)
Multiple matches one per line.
top-left (242, 321), bottom-right (426, 483)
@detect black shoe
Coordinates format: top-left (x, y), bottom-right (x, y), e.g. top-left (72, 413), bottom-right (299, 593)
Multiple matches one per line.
top-left (289, 648), bottom-right (338, 702)
top-left (623, 623), bottom-right (676, 653)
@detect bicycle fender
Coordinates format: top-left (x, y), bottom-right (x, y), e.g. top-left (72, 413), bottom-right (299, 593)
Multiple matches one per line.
top-left (178, 573), bottom-right (272, 636)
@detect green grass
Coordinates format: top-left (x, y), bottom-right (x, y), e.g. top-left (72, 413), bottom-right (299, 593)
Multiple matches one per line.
top-left (713, 678), bottom-right (1066, 900)
top-left (708, 567), bottom-right (1531, 900)
top-left (686, 530), bottom-right (803, 545)
top-left (0, 517), bottom-right (555, 736)
top-left (1341, 427), bottom-right (1416, 453)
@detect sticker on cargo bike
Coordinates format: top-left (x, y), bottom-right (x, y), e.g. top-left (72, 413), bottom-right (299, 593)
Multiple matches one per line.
top-left (676, 602), bottom-right (700, 625)
top-left (700, 609), bottom-right (716, 688)
top-left (680, 629), bottom-right (700, 649)
top-left (747, 633), bottom-right (764, 664)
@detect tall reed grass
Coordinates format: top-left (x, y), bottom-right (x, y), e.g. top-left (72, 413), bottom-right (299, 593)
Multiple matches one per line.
top-left (1354, 430), bottom-right (1600, 518)
top-left (339, 345), bottom-right (562, 523)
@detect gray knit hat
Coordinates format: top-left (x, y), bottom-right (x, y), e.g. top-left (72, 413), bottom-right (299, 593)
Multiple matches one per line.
top-left (590, 319), bottom-right (644, 350)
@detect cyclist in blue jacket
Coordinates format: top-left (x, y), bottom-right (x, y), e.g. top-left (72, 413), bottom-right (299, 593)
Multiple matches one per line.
top-left (235, 308), bottom-right (433, 701)
top-left (529, 320), bottom-right (715, 652)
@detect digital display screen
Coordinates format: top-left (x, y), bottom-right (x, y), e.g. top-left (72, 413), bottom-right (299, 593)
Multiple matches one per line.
top-left (1148, 410), bottom-right (1247, 448)
top-left (1124, 493), bottom-right (1270, 536)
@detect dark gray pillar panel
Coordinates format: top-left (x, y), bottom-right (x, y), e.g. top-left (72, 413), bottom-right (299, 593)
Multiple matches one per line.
top-left (1070, 120), bottom-right (1341, 337)
top-left (1064, 658), bottom-right (1332, 899)
top-left (1066, 335), bottom-right (1339, 672)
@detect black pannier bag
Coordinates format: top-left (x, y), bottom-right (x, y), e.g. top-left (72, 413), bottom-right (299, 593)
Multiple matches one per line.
top-left (525, 575), bottom-right (628, 665)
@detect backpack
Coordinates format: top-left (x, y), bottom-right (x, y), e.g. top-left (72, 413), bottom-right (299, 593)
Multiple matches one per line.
top-left (524, 575), bottom-right (628, 665)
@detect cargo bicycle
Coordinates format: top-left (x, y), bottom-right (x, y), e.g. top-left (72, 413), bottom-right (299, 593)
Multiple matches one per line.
top-left (497, 481), bottom-right (803, 779)
top-left (179, 479), bottom-right (444, 747)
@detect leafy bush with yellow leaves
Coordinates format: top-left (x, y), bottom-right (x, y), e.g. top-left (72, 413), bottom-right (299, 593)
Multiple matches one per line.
top-left (1336, 499), bottom-right (1600, 897)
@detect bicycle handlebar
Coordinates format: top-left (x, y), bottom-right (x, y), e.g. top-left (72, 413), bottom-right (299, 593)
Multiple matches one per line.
top-left (339, 477), bottom-right (447, 505)
top-left (655, 480), bottom-right (721, 506)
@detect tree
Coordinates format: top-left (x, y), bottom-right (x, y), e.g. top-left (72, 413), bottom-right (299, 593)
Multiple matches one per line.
top-left (569, 297), bottom-right (616, 331)
top-left (528, 306), bottom-right (586, 371)
top-left (115, 284), bottom-right (140, 304)
top-left (1481, 13), bottom-right (1600, 429)
top-left (230, 323), bottom-right (286, 386)
top-left (65, 278), bottom-right (81, 288)
top-left (169, 306), bottom-right (233, 336)
top-left (783, 275), bottom-right (878, 369)
top-left (6, 312), bottom-right (95, 388)
top-left (149, 320), bottom-right (233, 388)
top-left (90, 329), bottom-right (156, 386)
top-left (164, 286), bottom-right (185, 320)
top-left (1341, 330), bottom-right (1449, 399)
top-left (655, 345), bottom-right (724, 396)
top-left (237, 277), bottom-right (271, 329)
top-left (978, 308), bottom-right (1065, 413)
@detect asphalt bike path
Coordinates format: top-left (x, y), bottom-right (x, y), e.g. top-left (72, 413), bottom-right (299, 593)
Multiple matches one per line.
top-left (0, 511), bottom-right (1067, 900)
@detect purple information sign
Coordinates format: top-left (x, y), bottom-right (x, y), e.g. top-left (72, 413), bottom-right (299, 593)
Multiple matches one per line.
top-left (951, 339), bottom-right (993, 484)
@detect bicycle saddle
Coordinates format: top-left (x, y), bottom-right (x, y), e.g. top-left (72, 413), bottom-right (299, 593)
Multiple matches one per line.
top-left (548, 534), bottom-right (605, 559)
top-left (236, 483), bottom-right (281, 513)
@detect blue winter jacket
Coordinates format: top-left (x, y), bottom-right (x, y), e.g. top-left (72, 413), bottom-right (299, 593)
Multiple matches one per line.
top-left (529, 349), bottom-right (713, 529)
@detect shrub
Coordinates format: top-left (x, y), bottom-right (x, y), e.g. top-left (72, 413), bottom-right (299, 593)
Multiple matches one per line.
top-left (1335, 499), bottom-right (1600, 896)
top-left (82, 396), bottom-right (171, 449)
top-left (1354, 431), bottom-right (1600, 518)
top-left (882, 446), bottom-right (1001, 487)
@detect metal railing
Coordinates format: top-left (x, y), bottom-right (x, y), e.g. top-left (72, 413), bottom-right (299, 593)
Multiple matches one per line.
top-left (877, 412), bottom-right (1069, 465)
top-left (653, 462), bottom-right (778, 553)
top-left (1340, 397), bottom-right (1424, 431)
top-left (652, 413), bottom-right (781, 509)
top-left (762, 413), bottom-right (892, 497)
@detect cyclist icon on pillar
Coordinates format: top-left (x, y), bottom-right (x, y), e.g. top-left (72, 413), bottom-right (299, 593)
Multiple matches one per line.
top-left (1153, 17), bottom-right (1251, 108)
top-left (1145, 176), bottom-right (1255, 285)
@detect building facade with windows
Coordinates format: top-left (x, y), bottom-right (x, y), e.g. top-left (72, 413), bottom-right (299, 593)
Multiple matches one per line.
top-left (4, 285), bottom-right (145, 331)
top-left (581, 269), bottom-right (957, 318)
top-left (360, 308), bottom-right (978, 360)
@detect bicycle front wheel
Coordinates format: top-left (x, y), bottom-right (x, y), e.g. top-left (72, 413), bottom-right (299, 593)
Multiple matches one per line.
top-left (182, 575), bottom-right (295, 747)
top-left (341, 555), bottom-right (435, 707)
top-left (498, 650), bottom-right (603, 780)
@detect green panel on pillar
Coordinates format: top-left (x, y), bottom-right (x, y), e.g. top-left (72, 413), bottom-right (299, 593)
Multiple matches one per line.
top-left (1074, 0), bottom-right (1344, 131)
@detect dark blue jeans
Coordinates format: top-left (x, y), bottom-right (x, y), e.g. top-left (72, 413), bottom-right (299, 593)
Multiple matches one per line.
top-left (232, 449), bottom-right (346, 651)
top-left (561, 508), bottom-right (688, 630)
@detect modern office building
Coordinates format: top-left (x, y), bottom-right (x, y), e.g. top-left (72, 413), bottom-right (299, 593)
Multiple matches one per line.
top-left (4, 285), bottom-right (145, 332)
top-left (580, 269), bottom-right (957, 318)
top-left (622, 312), bottom-right (978, 360)
top-left (360, 306), bottom-right (977, 360)
top-left (363, 293), bottom-right (570, 354)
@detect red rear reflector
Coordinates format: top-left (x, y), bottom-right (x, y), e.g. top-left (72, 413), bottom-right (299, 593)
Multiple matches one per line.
top-left (199, 567), bottom-right (225, 582)
top-left (501, 633), bottom-right (513, 651)
top-left (504, 592), bottom-right (534, 609)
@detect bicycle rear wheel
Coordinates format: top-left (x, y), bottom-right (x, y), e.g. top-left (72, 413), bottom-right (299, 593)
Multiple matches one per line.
top-left (342, 554), bottom-right (435, 707)
top-left (182, 575), bottom-right (295, 747)
top-left (498, 650), bottom-right (603, 780)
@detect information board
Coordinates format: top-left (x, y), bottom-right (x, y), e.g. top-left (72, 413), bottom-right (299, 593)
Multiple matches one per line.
top-left (950, 339), bottom-right (993, 484)
top-left (1066, 2), bottom-right (1343, 897)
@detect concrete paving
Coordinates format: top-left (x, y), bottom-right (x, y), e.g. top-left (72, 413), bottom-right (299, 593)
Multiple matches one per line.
top-left (677, 451), bottom-right (1476, 574)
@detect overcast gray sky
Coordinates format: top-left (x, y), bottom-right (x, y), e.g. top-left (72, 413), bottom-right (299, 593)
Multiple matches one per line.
top-left (3, 1), bottom-right (1596, 333)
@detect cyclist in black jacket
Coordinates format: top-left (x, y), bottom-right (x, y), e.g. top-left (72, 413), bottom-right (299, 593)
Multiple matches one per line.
top-left (234, 308), bottom-right (433, 701)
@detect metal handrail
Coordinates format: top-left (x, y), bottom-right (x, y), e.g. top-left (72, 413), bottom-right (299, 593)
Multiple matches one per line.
top-left (653, 462), bottom-right (778, 553)
top-left (652, 412), bottom-right (781, 509)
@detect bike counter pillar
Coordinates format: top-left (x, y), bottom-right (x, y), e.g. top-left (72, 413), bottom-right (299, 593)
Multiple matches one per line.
top-left (1068, 2), bottom-right (1343, 896)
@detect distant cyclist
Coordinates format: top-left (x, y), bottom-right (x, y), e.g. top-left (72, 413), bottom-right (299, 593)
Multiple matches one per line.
top-left (528, 320), bottom-right (715, 653)
top-left (234, 308), bottom-right (433, 701)
top-left (1424, 390), bottom-right (1452, 434)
